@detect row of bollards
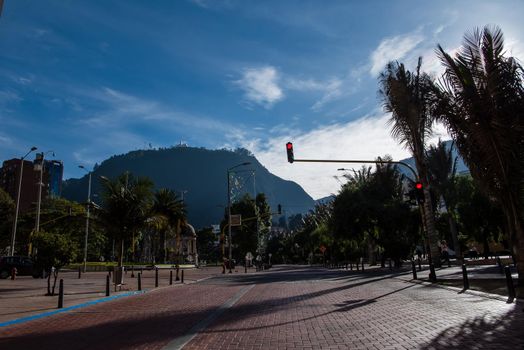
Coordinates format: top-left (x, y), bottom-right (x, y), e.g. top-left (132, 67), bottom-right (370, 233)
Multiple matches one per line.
top-left (343, 261), bottom-right (365, 271)
top-left (59, 268), bottom-right (186, 309)
top-left (411, 261), bottom-right (516, 300)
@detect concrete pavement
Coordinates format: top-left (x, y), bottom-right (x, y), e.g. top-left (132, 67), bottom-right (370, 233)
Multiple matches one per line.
top-left (0, 265), bottom-right (522, 349)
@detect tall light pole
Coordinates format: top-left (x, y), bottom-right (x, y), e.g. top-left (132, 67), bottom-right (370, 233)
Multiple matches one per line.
top-left (35, 151), bottom-right (54, 234)
top-left (79, 165), bottom-right (92, 272)
top-left (10, 146), bottom-right (37, 256)
top-left (227, 162), bottom-right (251, 273)
top-left (176, 189), bottom-right (188, 203)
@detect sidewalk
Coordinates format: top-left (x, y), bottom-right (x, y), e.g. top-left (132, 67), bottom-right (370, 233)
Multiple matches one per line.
top-left (0, 266), bottom-right (227, 324)
top-left (394, 261), bottom-right (521, 299)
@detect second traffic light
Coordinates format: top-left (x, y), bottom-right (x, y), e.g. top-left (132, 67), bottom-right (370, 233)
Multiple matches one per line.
top-left (286, 142), bottom-right (294, 163)
top-left (414, 182), bottom-right (425, 204)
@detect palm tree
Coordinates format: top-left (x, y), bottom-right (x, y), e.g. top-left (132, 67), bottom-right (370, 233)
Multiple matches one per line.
top-left (152, 188), bottom-right (186, 263)
top-left (434, 25), bottom-right (524, 281)
top-left (100, 173), bottom-right (153, 267)
top-left (426, 140), bottom-right (461, 258)
top-left (379, 58), bottom-right (441, 265)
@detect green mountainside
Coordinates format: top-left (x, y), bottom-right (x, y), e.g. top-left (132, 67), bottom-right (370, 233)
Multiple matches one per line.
top-left (62, 147), bottom-right (315, 229)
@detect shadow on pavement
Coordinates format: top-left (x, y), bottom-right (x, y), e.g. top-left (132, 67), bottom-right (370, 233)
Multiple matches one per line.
top-left (195, 277), bottom-right (417, 333)
top-left (421, 300), bottom-right (524, 349)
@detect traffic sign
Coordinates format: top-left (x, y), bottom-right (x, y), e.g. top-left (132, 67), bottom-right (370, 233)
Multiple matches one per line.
top-left (230, 214), bottom-right (242, 226)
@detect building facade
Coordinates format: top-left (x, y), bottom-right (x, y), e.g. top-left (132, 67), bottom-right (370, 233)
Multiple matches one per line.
top-left (0, 156), bottom-right (63, 214)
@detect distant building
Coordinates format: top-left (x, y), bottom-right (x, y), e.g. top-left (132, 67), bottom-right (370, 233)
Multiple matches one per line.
top-left (0, 155), bottom-right (64, 213)
top-left (46, 160), bottom-right (64, 197)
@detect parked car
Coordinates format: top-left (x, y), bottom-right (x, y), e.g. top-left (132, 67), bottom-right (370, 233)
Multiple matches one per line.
top-left (0, 256), bottom-right (44, 279)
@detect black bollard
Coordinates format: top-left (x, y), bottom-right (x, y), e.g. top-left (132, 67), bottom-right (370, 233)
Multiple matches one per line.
top-left (131, 265), bottom-right (135, 278)
top-left (504, 266), bottom-right (516, 300)
top-left (245, 263), bottom-right (247, 273)
top-left (361, 260), bottom-right (364, 271)
top-left (181, 269), bottom-right (184, 284)
top-left (106, 274), bottom-right (110, 296)
top-left (462, 264), bottom-right (469, 290)
top-left (411, 260), bottom-right (417, 280)
top-left (170, 270), bottom-right (173, 285)
top-left (176, 266), bottom-right (180, 281)
top-left (11, 267), bottom-right (16, 280)
top-left (58, 279), bottom-right (64, 308)
top-left (389, 259), bottom-right (392, 270)
top-left (155, 268), bottom-right (159, 288)
top-left (78, 267), bottom-right (81, 279)
top-left (350, 262), bottom-right (353, 271)
top-left (429, 263), bottom-right (437, 282)
top-left (418, 258), bottom-right (422, 272)
top-left (138, 272), bottom-right (142, 291)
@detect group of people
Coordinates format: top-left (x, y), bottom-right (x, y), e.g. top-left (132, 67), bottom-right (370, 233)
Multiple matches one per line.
top-left (414, 240), bottom-right (451, 265)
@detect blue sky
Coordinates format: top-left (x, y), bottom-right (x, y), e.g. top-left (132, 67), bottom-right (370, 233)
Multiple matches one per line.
top-left (1, 0), bottom-right (523, 199)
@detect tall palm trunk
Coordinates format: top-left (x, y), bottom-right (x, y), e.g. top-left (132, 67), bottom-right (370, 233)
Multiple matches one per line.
top-left (118, 238), bottom-right (124, 267)
top-left (417, 158), bottom-right (441, 266)
top-left (447, 213), bottom-right (460, 258)
top-left (422, 186), bottom-right (440, 265)
top-left (504, 194), bottom-right (524, 284)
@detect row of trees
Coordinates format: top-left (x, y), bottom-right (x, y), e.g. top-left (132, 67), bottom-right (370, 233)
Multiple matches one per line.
top-left (0, 172), bottom-right (187, 271)
top-left (380, 25), bottom-right (523, 281)
top-left (267, 159), bottom-right (505, 270)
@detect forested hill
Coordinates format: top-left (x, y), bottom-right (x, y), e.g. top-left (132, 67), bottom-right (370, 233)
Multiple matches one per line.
top-left (62, 147), bottom-right (315, 229)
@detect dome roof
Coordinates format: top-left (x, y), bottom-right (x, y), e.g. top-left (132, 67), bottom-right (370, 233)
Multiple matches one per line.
top-left (181, 223), bottom-right (196, 237)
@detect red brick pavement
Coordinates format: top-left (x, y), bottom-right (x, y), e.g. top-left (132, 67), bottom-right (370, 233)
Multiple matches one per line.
top-left (1, 266), bottom-right (523, 349)
top-left (0, 266), bottom-right (225, 323)
top-left (185, 269), bottom-right (524, 350)
top-left (0, 282), bottom-right (243, 350)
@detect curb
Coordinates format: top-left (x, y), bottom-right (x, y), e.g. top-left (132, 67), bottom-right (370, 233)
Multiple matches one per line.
top-left (0, 290), bottom-right (147, 328)
top-left (396, 275), bottom-right (523, 303)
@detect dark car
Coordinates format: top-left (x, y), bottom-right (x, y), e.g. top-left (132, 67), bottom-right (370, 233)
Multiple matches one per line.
top-left (0, 256), bottom-right (43, 279)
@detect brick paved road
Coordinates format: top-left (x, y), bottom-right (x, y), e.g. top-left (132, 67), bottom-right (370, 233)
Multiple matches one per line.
top-left (1, 265), bottom-right (523, 349)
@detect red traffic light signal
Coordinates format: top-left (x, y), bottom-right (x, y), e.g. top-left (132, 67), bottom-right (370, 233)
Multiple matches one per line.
top-left (286, 142), bottom-right (294, 163)
top-left (415, 182), bottom-right (424, 203)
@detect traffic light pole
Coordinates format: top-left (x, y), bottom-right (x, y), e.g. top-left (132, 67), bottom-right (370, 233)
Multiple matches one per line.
top-left (291, 158), bottom-right (418, 180)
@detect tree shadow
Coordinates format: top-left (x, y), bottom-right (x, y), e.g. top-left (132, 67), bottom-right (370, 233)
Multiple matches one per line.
top-left (195, 281), bottom-right (416, 333)
top-left (421, 301), bottom-right (524, 349)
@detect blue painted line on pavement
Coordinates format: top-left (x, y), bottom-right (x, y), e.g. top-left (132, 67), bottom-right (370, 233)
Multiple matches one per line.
top-left (0, 290), bottom-right (148, 328)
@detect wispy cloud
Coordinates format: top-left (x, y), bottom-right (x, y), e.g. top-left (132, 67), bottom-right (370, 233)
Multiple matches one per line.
top-left (285, 77), bottom-right (343, 111)
top-left (235, 66), bottom-right (284, 109)
top-left (370, 32), bottom-right (425, 76)
top-left (0, 90), bottom-right (22, 104)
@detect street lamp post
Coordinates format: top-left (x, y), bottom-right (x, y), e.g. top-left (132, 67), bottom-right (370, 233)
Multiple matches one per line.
top-left (227, 162), bottom-right (251, 273)
top-left (35, 151), bottom-right (55, 234)
top-left (79, 165), bottom-right (92, 272)
top-left (10, 146), bottom-right (37, 256)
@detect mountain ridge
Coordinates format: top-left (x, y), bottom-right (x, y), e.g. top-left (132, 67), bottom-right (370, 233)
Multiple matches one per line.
top-left (62, 147), bottom-right (315, 229)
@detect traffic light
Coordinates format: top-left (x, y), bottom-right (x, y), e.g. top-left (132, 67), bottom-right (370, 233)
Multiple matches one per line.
top-left (414, 182), bottom-right (424, 204)
top-left (286, 142), bottom-right (294, 163)
top-left (277, 204), bottom-right (282, 215)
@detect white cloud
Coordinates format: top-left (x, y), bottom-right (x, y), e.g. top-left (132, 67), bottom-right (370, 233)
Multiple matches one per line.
top-left (236, 66), bottom-right (284, 108)
top-left (245, 111), bottom-right (415, 199)
top-left (369, 32), bottom-right (425, 76)
top-left (505, 37), bottom-right (524, 63)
